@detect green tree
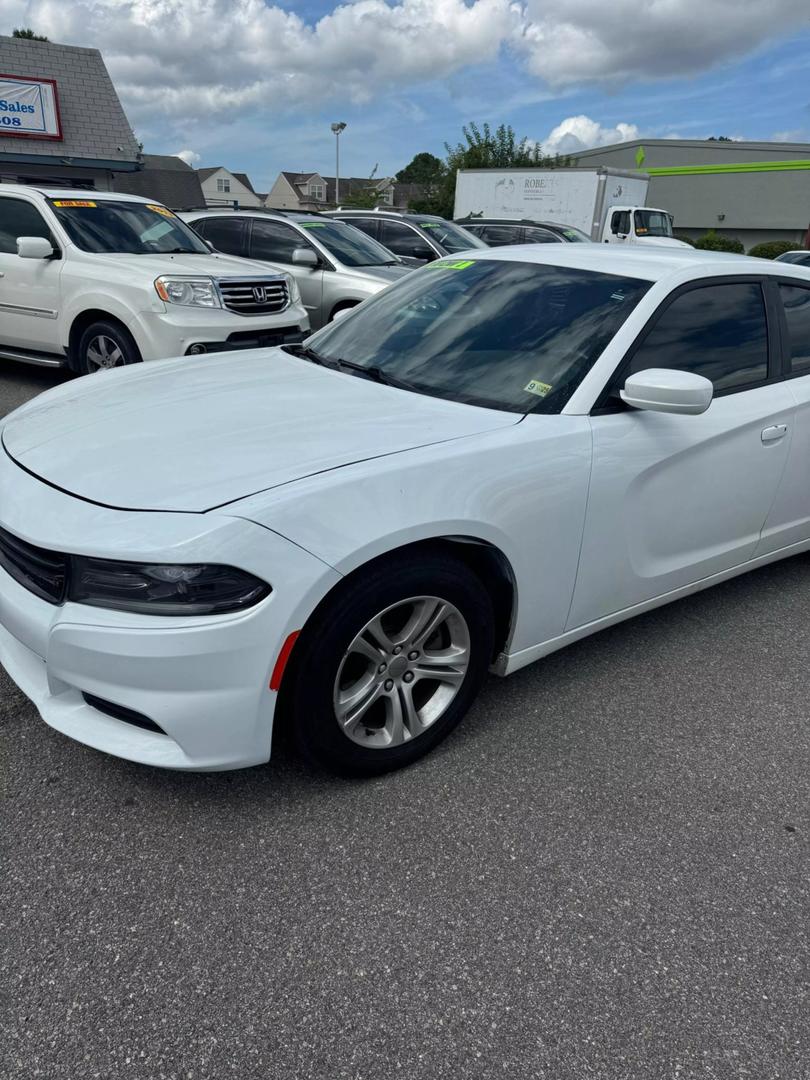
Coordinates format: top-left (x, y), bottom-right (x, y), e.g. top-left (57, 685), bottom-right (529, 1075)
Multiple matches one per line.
top-left (397, 152), bottom-right (445, 185)
top-left (417, 122), bottom-right (570, 218)
top-left (12, 28), bottom-right (49, 40)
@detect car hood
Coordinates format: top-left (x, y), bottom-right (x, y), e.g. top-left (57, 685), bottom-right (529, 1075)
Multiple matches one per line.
top-left (83, 251), bottom-right (288, 279)
top-left (2, 350), bottom-right (518, 512)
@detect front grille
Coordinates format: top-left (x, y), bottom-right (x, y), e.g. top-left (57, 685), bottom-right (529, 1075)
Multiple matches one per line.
top-left (0, 526), bottom-right (67, 604)
top-left (218, 277), bottom-right (290, 316)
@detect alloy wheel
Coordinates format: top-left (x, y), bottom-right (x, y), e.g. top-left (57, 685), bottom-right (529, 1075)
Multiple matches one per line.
top-left (85, 334), bottom-right (124, 371)
top-left (333, 595), bottom-right (471, 749)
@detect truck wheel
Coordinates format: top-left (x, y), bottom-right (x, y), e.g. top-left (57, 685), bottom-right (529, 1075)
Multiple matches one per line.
top-left (284, 550), bottom-right (494, 776)
top-left (76, 320), bottom-right (141, 375)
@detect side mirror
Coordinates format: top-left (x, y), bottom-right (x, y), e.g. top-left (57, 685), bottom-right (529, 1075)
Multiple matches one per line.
top-left (18, 236), bottom-right (54, 259)
top-left (620, 368), bottom-right (713, 415)
top-left (292, 247), bottom-right (319, 268)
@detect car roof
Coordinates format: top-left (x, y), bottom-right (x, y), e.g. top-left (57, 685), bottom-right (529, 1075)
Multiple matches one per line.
top-left (1, 184), bottom-right (156, 204)
top-left (456, 218), bottom-right (571, 229)
top-left (328, 209), bottom-right (445, 223)
top-left (180, 208), bottom-right (326, 224)
top-left (447, 243), bottom-right (810, 284)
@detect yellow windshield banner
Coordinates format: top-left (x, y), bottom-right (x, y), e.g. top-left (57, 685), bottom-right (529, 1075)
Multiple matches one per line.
top-left (52, 200), bottom-right (96, 208)
top-left (147, 204), bottom-right (174, 217)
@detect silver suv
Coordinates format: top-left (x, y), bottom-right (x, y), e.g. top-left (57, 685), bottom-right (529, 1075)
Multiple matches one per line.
top-left (325, 209), bottom-right (488, 263)
top-left (181, 210), bottom-right (413, 329)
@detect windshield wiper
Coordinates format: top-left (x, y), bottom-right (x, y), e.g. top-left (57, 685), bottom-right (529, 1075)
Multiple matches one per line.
top-left (281, 343), bottom-right (331, 366)
top-left (333, 357), bottom-right (416, 390)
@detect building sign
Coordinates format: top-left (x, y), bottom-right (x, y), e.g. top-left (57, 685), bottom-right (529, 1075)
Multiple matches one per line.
top-left (0, 74), bottom-right (62, 140)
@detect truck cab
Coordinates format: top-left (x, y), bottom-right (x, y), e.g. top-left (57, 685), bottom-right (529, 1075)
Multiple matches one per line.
top-left (604, 206), bottom-right (688, 247)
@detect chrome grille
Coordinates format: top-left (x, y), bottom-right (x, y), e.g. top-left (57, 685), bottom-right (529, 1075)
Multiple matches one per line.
top-left (218, 277), bottom-right (290, 316)
top-left (0, 526), bottom-right (67, 604)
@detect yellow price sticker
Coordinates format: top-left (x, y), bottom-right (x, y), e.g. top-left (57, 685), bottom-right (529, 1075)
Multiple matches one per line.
top-left (147, 204), bottom-right (175, 217)
top-left (52, 200), bottom-right (96, 208)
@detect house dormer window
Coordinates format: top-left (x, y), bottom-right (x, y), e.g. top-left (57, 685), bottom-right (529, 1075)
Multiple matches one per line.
top-left (309, 183), bottom-right (324, 201)
top-left (217, 178), bottom-right (231, 192)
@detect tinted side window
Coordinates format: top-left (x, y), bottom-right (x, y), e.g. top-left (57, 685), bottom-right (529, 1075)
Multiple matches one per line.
top-left (250, 220), bottom-right (308, 263)
top-left (623, 283), bottom-right (769, 393)
top-left (523, 227), bottom-right (562, 244)
top-left (196, 217), bottom-right (248, 257)
top-left (481, 225), bottom-right (521, 246)
top-left (379, 220), bottom-right (433, 259)
top-left (780, 284), bottom-right (810, 375)
top-left (0, 198), bottom-right (55, 254)
top-left (341, 217), bottom-right (377, 240)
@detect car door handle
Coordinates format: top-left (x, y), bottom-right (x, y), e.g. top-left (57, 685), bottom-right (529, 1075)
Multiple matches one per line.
top-left (762, 424), bottom-right (788, 443)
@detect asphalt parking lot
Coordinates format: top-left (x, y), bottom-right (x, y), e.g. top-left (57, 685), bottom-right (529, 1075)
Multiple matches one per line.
top-left (2, 364), bottom-right (808, 1080)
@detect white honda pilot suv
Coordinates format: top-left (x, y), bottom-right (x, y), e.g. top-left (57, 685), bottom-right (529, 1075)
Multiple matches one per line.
top-left (0, 186), bottom-right (309, 373)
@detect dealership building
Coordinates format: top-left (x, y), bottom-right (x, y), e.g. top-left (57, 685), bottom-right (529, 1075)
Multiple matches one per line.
top-left (0, 34), bottom-right (143, 189)
top-left (575, 139), bottom-right (810, 250)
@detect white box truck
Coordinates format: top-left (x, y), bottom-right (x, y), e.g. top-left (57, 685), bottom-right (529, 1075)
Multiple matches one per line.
top-left (454, 167), bottom-right (690, 248)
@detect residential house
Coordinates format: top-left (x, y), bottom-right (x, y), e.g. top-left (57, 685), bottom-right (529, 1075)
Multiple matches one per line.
top-left (111, 153), bottom-right (204, 208)
top-left (266, 172), bottom-right (419, 210)
top-left (196, 166), bottom-right (263, 208)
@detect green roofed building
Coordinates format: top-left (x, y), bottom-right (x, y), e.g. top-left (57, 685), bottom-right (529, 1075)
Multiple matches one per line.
top-left (574, 139), bottom-right (810, 250)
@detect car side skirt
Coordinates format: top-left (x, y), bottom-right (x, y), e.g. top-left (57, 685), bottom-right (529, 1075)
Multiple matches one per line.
top-left (494, 535), bottom-right (810, 676)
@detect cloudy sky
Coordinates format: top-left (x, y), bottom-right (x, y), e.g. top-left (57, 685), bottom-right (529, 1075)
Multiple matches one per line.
top-left (4, 0), bottom-right (810, 190)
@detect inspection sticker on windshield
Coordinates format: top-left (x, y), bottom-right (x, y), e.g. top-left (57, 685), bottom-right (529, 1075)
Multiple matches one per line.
top-left (52, 200), bottom-right (96, 208)
top-left (147, 204), bottom-right (174, 217)
top-left (425, 259), bottom-right (475, 270)
top-left (524, 379), bottom-right (552, 398)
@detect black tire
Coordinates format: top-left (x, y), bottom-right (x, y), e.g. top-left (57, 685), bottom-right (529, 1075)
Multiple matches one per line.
top-left (76, 320), bottom-right (141, 375)
top-left (284, 550), bottom-right (494, 776)
top-left (328, 301), bottom-right (358, 322)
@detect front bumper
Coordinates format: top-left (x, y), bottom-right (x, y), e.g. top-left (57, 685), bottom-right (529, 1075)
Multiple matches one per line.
top-left (0, 454), bottom-right (341, 770)
top-left (185, 326), bottom-right (307, 355)
top-left (125, 301), bottom-right (310, 362)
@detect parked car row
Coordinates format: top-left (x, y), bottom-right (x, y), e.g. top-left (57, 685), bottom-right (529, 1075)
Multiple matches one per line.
top-left (1, 182), bottom-right (808, 377)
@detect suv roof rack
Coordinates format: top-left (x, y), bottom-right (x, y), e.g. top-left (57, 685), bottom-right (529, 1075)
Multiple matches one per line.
top-left (177, 204), bottom-right (326, 216)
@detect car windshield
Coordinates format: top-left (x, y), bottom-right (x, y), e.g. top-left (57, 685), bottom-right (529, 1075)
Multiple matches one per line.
top-left (418, 220), bottom-right (488, 253)
top-left (306, 258), bottom-right (651, 413)
top-left (560, 226), bottom-right (591, 243)
top-left (48, 199), bottom-right (209, 255)
top-left (634, 210), bottom-right (673, 238)
top-left (297, 220), bottom-right (400, 266)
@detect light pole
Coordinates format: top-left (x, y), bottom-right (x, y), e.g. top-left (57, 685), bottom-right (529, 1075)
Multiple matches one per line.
top-left (331, 121), bottom-right (346, 206)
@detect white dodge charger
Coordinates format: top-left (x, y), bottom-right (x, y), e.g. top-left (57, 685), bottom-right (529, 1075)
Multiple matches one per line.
top-left (2, 245), bottom-right (809, 776)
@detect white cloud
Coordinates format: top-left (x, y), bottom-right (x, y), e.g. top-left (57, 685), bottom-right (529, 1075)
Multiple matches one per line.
top-left (173, 149), bottom-right (200, 166)
top-left (540, 115), bottom-right (640, 155)
top-left (516, 0), bottom-right (810, 87)
top-left (8, 0), bottom-right (810, 129)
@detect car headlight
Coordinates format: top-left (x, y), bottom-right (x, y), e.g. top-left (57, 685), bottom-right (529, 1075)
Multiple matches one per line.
top-left (154, 276), bottom-right (221, 308)
top-left (69, 557), bottom-right (270, 616)
top-left (283, 273), bottom-right (301, 305)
